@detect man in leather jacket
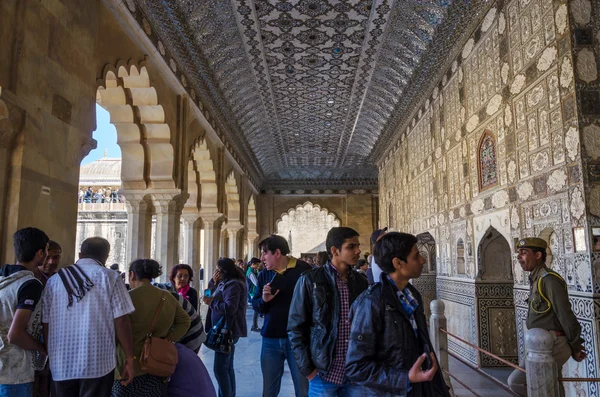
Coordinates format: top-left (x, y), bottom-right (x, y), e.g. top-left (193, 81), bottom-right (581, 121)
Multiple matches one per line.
top-left (345, 232), bottom-right (450, 397)
top-left (288, 227), bottom-right (368, 397)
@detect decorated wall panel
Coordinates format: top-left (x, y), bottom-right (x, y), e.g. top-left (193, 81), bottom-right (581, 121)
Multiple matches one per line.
top-left (379, 0), bottom-right (600, 388)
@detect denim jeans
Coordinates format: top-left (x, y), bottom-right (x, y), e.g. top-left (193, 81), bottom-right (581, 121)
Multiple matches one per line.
top-left (0, 383), bottom-right (33, 397)
top-left (308, 375), bottom-right (363, 397)
top-left (261, 337), bottom-right (308, 397)
top-left (213, 337), bottom-right (240, 397)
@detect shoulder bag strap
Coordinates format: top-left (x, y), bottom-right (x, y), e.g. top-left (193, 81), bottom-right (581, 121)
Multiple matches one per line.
top-left (146, 290), bottom-right (166, 337)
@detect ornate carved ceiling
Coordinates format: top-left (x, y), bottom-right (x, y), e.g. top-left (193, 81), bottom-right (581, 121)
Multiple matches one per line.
top-left (132, 0), bottom-right (490, 191)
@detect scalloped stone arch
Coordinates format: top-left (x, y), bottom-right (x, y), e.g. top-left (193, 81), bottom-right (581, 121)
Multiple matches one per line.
top-left (276, 202), bottom-right (341, 257)
top-left (247, 195), bottom-right (257, 235)
top-left (183, 137), bottom-right (218, 212)
top-left (96, 62), bottom-right (175, 190)
top-left (225, 170), bottom-right (241, 224)
top-left (193, 138), bottom-right (218, 211)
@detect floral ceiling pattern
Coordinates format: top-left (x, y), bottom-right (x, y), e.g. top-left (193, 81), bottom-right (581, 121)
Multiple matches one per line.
top-left (133, 0), bottom-right (491, 190)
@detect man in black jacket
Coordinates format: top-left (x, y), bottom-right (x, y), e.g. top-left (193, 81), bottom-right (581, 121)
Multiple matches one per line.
top-left (288, 227), bottom-right (368, 397)
top-left (345, 232), bottom-right (450, 397)
top-left (252, 235), bottom-right (312, 397)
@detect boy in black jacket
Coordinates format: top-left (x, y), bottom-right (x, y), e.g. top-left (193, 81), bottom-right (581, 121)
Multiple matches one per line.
top-left (252, 235), bottom-right (312, 397)
top-left (345, 232), bottom-right (449, 397)
top-left (288, 227), bottom-right (368, 397)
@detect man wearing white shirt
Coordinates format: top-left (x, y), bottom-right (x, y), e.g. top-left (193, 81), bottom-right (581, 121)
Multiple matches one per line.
top-left (42, 237), bottom-right (135, 396)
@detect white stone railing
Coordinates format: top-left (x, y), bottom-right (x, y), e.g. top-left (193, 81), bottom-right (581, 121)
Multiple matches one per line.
top-left (430, 300), bottom-right (456, 396)
top-left (429, 299), bottom-right (600, 397)
top-left (78, 202), bottom-right (126, 212)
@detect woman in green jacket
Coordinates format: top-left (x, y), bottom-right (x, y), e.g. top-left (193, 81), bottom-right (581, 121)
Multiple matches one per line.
top-left (112, 259), bottom-right (191, 397)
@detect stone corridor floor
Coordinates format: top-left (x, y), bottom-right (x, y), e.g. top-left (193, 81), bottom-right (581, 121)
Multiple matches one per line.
top-left (198, 307), bottom-right (514, 397)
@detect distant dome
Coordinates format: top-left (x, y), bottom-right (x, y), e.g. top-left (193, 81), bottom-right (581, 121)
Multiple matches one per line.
top-left (79, 158), bottom-right (122, 187)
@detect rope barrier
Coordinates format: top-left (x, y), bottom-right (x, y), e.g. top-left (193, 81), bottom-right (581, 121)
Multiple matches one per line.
top-left (441, 367), bottom-right (482, 397)
top-left (441, 328), bottom-right (600, 383)
top-left (443, 348), bottom-right (522, 397)
top-left (440, 328), bottom-right (524, 373)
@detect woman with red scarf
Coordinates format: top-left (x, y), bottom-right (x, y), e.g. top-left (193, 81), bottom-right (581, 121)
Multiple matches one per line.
top-left (169, 264), bottom-right (199, 311)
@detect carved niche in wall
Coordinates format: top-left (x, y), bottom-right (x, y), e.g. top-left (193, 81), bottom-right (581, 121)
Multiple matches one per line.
top-left (478, 130), bottom-right (498, 191)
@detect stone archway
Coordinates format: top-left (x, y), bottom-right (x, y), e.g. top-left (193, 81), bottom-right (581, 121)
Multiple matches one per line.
top-left (224, 171), bottom-right (241, 225)
top-left (414, 232), bottom-right (437, 318)
top-left (476, 226), bottom-right (518, 367)
top-left (96, 62), bottom-right (175, 190)
top-left (180, 137), bottom-right (221, 287)
top-left (92, 62), bottom-right (183, 275)
top-left (222, 170), bottom-right (243, 258)
top-left (276, 202), bottom-right (340, 258)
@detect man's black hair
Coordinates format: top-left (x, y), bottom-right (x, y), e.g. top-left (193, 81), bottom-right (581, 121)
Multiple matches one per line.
top-left (374, 232), bottom-right (418, 274)
top-left (326, 227), bottom-right (359, 257)
top-left (48, 240), bottom-right (62, 252)
top-left (80, 237), bottom-right (111, 263)
top-left (13, 227), bottom-right (49, 263)
top-left (258, 235), bottom-right (290, 256)
top-left (532, 247), bottom-right (547, 263)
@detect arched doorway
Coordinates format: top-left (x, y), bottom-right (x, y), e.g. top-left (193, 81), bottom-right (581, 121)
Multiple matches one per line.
top-left (76, 105), bottom-right (127, 268)
top-left (413, 232), bottom-right (437, 318)
top-left (476, 227), bottom-right (518, 367)
top-left (276, 202), bottom-right (340, 258)
top-left (77, 62), bottom-right (181, 280)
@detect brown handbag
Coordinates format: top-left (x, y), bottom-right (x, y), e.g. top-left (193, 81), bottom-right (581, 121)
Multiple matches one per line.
top-left (139, 291), bottom-right (178, 377)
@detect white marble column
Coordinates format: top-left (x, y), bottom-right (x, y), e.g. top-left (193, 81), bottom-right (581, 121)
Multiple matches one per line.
top-left (226, 226), bottom-right (243, 260)
top-left (247, 232), bottom-right (259, 259)
top-left (201, 213), bottom-right (224, 285)
top-left (123, 192), bottom-right (152, 266)
top-left (525, 328), bottom-right (561, 397)
top-left (181, 213), bottom-right (202, 289)
top-left (151, 191), bottom-right (187, 282)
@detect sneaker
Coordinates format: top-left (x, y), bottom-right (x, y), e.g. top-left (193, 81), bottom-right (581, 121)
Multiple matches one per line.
top-left (251, 326), bottom-right (261, 332)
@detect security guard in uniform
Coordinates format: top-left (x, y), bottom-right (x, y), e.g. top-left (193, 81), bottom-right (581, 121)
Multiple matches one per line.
top-left (508, 237), bottom-right (586, 396)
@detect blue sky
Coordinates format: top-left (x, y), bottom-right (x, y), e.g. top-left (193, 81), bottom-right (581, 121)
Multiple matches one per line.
top-left (81, 104), bottom-right (122, 165)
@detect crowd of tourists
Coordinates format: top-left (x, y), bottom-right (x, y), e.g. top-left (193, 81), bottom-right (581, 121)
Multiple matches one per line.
top-left (78, 186), bottom-right (123, 204)
top-left (0, 223), bottom-right (587, 397)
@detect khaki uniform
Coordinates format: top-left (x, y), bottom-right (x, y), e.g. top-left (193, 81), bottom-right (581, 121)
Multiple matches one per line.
top-left (508, 264), bottom-right (584, 396)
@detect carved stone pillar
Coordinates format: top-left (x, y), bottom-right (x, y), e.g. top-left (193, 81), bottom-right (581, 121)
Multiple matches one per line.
top-left (181, 213), bottom-right (201, 290)
top-left (247, 232), bottom-right (259, 259)
top-left (151, 191), bottom-right (187, 282)
top-left (0, 90), bottom-right (25, 264)
top-left (122, 192), bottom-right (152, 266)
top-left (429, 300), bottom-right (455, 397)
top-left (525, 328), bottom-right (560, 397)
top-left (226, 225), bottom-right (243, 260)
top-left (200, 212), bottom-right (224, 284)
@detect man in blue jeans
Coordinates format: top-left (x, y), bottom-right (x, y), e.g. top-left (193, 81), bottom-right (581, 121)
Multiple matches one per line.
top-left (288, 227), bottom-right (369, 397)
top-left (252, 235), bottom-right (312, 397)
